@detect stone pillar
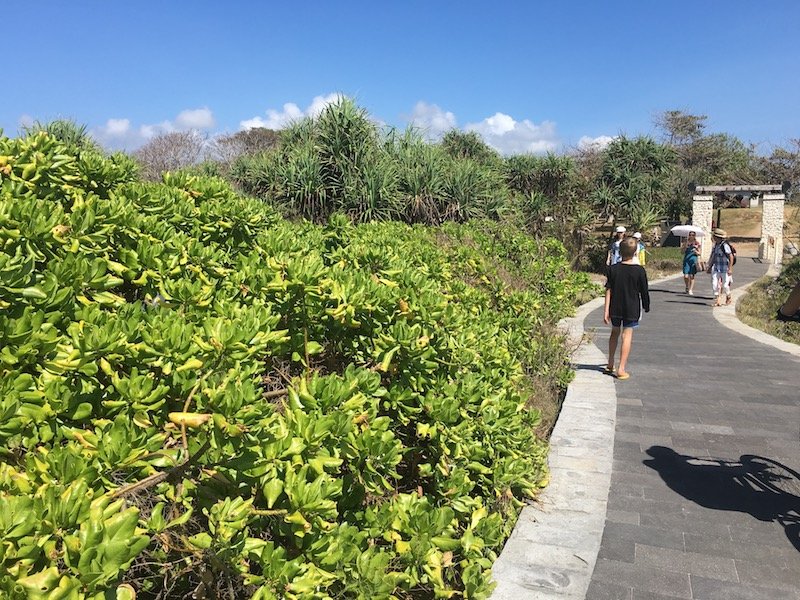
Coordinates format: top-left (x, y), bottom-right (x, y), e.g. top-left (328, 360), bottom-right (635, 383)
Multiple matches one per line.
top-left (692, 195), bottom-right (714, 262)
top-left (760, 194), bottom-right (785, 264)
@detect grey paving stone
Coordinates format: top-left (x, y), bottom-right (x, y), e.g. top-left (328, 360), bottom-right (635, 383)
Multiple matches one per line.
top-left (585, 580), bottom-right (633, 599)
top-left (734, 559), bottom-right (800, 591)
top-left (600, 522), bottom-right (685, 551)
top-left (605, 495), bottom-right (687, 520)
top-left (637, 513), bottom-right (732, 539)
top-left (728, 520), bottom-right (793, 547)
top-left (605, 509), bottom-right (640, 526)
top-left (596, 531), bottom-right (635, 563)
top-left (618, 397), bottom-right (643, 407)
top-left (632, 590), bottom-right (693, 600)
top-left (633, 544), bottom-right (738, 582)
top-left (689, 575), bottom-right (800, 600)
top-left (682, 531), bottom-right (787, 563)
top-left (609, 481), bottom-right (645, 499)
top-left (591, 559), bottom-right (691, 598)
top-left (669, 421), bottom-right (734, 435)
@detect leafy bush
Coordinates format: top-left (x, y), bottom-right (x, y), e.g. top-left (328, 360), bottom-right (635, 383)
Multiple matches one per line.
top-left (0, 130), bottom-right (594, 598)
top-left (738, 257), bottom-right (800, 345)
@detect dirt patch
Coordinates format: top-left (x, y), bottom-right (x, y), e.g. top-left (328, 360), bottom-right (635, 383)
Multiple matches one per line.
top-left (732, 241), bottom-right (760, 256)
top-left (719, 206), bottom-right (800, 252)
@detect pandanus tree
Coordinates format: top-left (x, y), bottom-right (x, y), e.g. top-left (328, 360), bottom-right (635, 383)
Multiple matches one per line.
top-left (599, 135), bottom-right (676, 227)
top-left (440, 129), bottom-right (500, 166)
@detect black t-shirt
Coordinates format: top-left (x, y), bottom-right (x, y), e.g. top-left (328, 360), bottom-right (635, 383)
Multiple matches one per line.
top-left (605, 263), bottom-right (650, 320)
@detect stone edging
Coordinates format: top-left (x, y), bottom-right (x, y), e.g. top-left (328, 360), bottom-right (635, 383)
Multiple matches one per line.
top-left (489, 294), bottom-right (615, 599)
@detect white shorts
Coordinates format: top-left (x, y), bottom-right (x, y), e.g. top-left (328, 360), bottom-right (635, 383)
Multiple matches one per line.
top-left (712, 271), bottom-right (732, 295)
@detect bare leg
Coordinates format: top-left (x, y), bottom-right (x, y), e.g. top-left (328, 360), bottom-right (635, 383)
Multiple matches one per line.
top-left (607, 326), bottom-right (621, 370)
top-left (683, 275), bottom-right (690, 293)
top-left (687, 274), bottom-right (695, 295)
top-left (617, 328), bottom-right (634, 376)
top-left (779, 281), bottom-right (800, 316)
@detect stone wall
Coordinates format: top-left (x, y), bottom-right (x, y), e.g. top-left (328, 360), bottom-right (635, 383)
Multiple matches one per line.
top-left (760, 195), bottom-right (785, 264)
top-left (692, 196), bottom-right (714, 261)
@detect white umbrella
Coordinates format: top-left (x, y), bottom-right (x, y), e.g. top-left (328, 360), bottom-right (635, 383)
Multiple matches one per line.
top-left (670, 224), bottom-right (705, 237)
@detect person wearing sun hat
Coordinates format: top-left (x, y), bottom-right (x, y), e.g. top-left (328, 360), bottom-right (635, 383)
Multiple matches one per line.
top-left (606, 225), bottom-right (627, 268)
top-left (708, 228), bottom-right (734, 306)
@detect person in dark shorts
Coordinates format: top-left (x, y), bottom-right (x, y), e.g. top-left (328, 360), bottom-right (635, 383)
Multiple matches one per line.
top-left (603, 237), bottom-right (650, 380)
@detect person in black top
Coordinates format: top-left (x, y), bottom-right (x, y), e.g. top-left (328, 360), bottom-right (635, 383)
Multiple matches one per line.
top-left (603, 237), bottom-right (650, 380)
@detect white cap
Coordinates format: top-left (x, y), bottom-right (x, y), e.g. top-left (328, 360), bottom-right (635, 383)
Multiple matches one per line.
top-left (614, 226), bottom-right (626, 233)
top-left (633, 232), bottom-right (642, 239)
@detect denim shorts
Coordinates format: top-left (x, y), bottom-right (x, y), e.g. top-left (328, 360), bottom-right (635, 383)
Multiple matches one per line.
top-left (611, 317), bottom-right (639, 328)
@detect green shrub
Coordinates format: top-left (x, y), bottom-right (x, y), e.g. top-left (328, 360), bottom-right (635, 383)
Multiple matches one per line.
top-left (0, 130), bottom-right (594, 598)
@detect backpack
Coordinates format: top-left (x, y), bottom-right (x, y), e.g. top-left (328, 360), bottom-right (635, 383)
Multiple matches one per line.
top-left (717, 241), bottom-right (737, 265)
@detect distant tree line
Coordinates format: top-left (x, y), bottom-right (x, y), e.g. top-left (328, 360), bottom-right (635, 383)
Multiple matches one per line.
top-left (28, 101), bottom-right (800, 267)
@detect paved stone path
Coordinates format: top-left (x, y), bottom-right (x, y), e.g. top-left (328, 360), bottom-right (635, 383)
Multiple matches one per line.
top-left (492, 256), bottom-right (800, 599)
top-left (587, 257), bottom-right (800, 599)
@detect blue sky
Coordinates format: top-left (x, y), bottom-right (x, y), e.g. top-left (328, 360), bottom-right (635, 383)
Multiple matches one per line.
top-left (4, 1), bottom-right (799, 155)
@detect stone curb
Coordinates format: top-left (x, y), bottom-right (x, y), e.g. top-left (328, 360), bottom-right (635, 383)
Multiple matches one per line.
top-left (489, 294), bottom-right (614, 599)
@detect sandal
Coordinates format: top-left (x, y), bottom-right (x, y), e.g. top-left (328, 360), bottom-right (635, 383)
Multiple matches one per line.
top-left (615, 372), bottom-right (630, 380)
top-left (602, 366), bottom-right (616, 375)
top-left (725, 295), bottom-right (732, 305)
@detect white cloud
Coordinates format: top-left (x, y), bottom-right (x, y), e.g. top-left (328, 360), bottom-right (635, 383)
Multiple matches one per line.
top-left (482, 112), bottom-right (515, 136)
top-left (175, 107), bottom-right (215, 130)
top-left (240, 103), bottom-right (302, 130)
top-left (578, 135), bottom-right (615, 151)
top-left (87, 97), bottom-right (564, 158)
top-left (241, 93), bottom-right (345, 130)
top-left (102, 118), bottom-right (131, 137)
top-left (92, 108), bottom-right (212, 151)
top-left (408, 101), bottom-right (457, 139)
top-left (465, 113), bottom-right (559, 155)
top-left (139, 120), bottom-right (175, 140)
top-left (307, 93), bottom-right (344, 118)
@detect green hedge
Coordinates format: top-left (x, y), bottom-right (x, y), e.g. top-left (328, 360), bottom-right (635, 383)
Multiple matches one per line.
top-left (0, 131), bottom-right (595, 599)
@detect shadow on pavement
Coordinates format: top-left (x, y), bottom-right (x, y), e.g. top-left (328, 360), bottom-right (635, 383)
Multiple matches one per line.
top-left (663, 299), bottom-right (712, 306)
top-left (644, 446), bottom-right (800, 552)
top-left (572, 363), bottom-right (614, 374)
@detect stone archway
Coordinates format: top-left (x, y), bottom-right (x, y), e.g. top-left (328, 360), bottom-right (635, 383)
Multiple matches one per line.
top-left (691, 184), bottom-right (785, 264)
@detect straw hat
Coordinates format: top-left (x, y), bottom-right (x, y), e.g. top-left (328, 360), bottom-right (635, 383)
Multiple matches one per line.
top-left (712, 228), bottom-right (728, 239)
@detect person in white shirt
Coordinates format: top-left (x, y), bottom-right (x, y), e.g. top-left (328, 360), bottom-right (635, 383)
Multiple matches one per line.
top-left (606, 226), bottom-right (626, 268)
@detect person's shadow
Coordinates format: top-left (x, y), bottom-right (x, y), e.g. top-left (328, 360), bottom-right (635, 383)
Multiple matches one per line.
top-left (644, 446), bottom-right (800, 552)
